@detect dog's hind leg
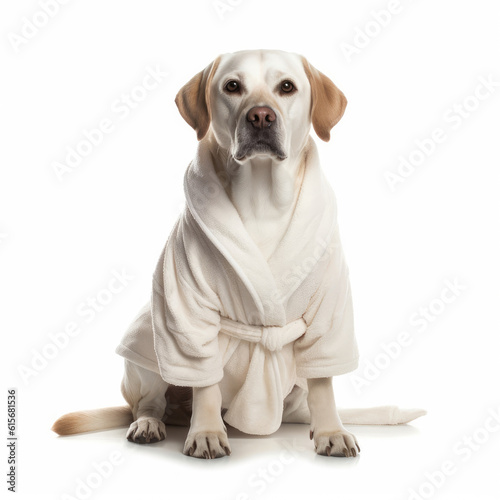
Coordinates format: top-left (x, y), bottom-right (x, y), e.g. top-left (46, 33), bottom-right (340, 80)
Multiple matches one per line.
top-left (121, 360), bottom-right (168, 444)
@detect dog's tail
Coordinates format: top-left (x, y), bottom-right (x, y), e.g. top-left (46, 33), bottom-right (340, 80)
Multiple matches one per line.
top-left (51, 406), bottom-right (133, 436)
top-left (338, 406), bottom-right (426, 425)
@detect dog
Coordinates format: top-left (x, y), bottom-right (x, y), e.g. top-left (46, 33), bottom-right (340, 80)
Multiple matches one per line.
top-left (53, 50), bottom-right (425, 459)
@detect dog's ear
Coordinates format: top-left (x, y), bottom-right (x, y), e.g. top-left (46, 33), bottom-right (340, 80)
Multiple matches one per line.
top-left (302, 57), bottom-right (347, 142)
top-left (175, 57), bottom-right (221, 141)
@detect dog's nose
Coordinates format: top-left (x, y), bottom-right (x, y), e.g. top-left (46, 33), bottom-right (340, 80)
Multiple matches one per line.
top-left (246, 106), bottom-right (276, 129)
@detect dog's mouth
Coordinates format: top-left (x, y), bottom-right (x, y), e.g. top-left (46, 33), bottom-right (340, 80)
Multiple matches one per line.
top-left (234, 140), bottom-right (288, 162)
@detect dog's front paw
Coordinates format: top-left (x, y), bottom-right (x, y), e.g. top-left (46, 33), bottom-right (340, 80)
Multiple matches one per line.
top-left (311, 428), bottom-right (360, 457)
top-left (126, 417), bottom-right (166, 444)
top-left (183, 430), bottom-right (231, 459)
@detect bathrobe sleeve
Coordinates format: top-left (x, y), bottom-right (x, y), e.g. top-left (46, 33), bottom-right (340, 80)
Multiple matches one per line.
top-left (294, 232), bottom-right (359, 378)
top-left (151, 210), bottom-right (224, 387)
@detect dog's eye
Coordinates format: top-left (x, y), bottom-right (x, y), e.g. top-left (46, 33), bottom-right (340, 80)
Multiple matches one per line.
top-left (280, 81), bottom-right (295, 93)
top-left (225, 80), bottom-right (240, 93)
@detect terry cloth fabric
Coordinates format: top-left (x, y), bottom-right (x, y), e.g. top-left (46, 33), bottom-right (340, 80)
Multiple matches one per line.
top-left (116, 137), bottom-right (359, 435)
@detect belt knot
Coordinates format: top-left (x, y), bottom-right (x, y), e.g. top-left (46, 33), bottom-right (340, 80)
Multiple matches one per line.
top-left (219, 317), bottom-right (307, 352)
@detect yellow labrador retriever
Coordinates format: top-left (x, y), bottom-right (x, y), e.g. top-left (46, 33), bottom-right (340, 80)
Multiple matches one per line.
top-left (53, 50), bottom-right (423, 459)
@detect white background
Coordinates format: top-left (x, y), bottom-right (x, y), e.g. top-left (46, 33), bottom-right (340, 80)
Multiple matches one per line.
top-left (1, 0), bottom-right (500, 499)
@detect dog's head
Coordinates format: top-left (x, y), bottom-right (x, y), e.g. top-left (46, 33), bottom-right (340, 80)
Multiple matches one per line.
top-left (175, 49), bottom-right (347, 164)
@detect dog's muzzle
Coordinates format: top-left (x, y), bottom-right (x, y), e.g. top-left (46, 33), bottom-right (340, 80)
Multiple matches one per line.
top-left (234, 105), bottom-right (287, 162)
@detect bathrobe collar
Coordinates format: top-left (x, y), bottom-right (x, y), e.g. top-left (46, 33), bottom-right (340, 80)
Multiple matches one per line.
top-left (184, 138), bottom-right (338, 326)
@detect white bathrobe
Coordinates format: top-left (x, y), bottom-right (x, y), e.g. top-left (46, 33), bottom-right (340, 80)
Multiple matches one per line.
top-left (116, 138), bottom-right (359, 435)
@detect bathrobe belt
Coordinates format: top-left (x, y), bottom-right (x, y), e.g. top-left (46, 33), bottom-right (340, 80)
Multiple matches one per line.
top-left (217, 316), bottom-right (308, 434)
top-left (219, 316), bottom-right (307, 351)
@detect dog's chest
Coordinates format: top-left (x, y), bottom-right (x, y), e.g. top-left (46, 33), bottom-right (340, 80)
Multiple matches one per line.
top-left (229, 163), bottom-right (300, 261)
